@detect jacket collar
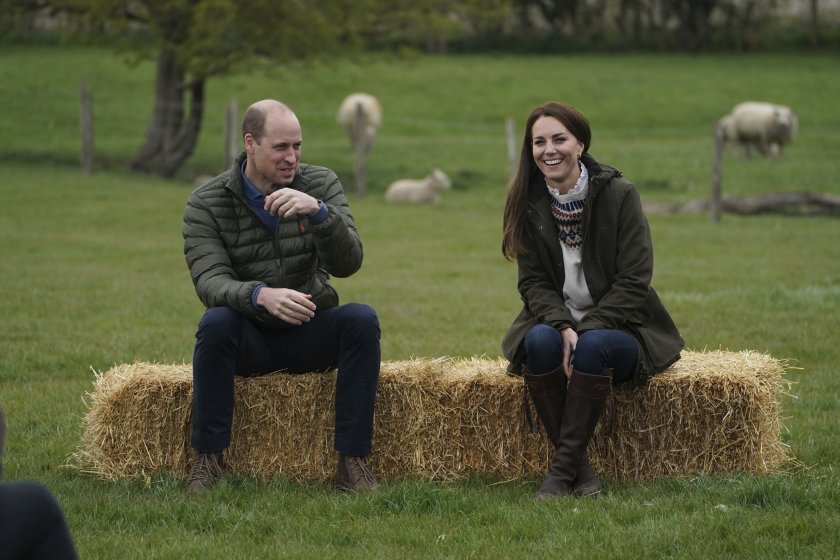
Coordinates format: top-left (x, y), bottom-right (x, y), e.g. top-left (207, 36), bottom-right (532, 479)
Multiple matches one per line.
top-left (525, 153), bottom-right (622, 225)
top-left (580, 153), bottom-right (622, 196)
top-left (226, 151), bottom-right (248, 197)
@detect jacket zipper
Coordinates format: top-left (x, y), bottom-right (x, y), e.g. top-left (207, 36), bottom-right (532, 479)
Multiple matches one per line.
top-left (230, 187), bottom-right (284, 274)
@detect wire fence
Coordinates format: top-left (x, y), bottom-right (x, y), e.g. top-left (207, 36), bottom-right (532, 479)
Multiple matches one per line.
top-left (3, 79), bottom-right (838, 210)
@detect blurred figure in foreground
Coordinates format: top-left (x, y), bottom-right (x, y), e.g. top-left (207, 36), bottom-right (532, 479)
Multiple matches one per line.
top-left (0, 407), bottom-right (79, 559)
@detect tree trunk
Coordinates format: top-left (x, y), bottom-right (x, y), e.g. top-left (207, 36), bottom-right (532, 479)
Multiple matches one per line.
top-left (670, 0), bottom-right (718, 51)
top-left (810, 0), bottom-right (821, 47)
top-left (130, 48), bottom-right (205, 178)
top-left (644, 192), bottom-right (840, 217)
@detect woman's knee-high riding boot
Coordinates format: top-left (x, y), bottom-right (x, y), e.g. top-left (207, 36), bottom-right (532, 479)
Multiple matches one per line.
top-left (536, 369), bottom-right (611, 499)
top-left (522, 366), bottom-right (566, 448)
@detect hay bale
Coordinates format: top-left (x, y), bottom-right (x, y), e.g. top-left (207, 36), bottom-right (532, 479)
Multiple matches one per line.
top-left (590, 350), bottom-right (791, 480)
top-left (72, 351), bottom-right (791, 483)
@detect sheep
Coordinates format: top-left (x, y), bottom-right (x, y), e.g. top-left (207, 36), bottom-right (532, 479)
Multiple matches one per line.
top-left (384, 169), bottom-right (452, 204)
top-left (717, 101), bottom-right (798, 158)
top-left (337, 93), bottom-right (382, 153)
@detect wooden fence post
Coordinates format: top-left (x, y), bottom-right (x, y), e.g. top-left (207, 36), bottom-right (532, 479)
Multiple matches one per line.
top-left (353, 102), bottom-right (368, 198)
top-left (80, 81), bottom-right (93, 174)
top-left (710, 123), bottom-right (724, 223)
top-left (225, 99), bottom-right (239, 169)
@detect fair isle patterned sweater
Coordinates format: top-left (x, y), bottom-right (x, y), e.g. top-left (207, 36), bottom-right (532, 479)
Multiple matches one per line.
top-left (547, 163), bottom-right (594, 323)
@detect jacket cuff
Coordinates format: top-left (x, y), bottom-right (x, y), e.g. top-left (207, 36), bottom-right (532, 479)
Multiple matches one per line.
top-left (251, 283), bottom-right (267, 310)
top-left (307, 201), bottom-right (329, 225)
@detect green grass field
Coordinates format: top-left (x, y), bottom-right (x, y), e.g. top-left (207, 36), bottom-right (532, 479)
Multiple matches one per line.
top-left (1, 45), bottom-right (839, 558)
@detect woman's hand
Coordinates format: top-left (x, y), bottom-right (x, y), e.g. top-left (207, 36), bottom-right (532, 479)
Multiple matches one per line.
top-left (561, 327), bottom-right (578, 380)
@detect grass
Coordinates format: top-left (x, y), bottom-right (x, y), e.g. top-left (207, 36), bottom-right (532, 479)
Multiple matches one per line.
top-left (0, 45), bottom-right (839, 558)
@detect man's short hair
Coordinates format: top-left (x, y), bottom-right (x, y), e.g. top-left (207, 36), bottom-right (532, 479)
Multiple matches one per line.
top-left (242, 99), bottom-right (293, 143)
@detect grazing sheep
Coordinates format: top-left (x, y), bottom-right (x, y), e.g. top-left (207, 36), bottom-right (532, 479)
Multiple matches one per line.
top-left (337, 93), bottom-right (382, 152)
top-left (385, 169), bottom-right (452, 204)
top-left (717, 101), bottom-right (798, 158)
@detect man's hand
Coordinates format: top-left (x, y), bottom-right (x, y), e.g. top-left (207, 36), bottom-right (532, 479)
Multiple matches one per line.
top-left (256, 287), bottom-right (316, 325)
top-left (264, 189), bottom-right (320, 218)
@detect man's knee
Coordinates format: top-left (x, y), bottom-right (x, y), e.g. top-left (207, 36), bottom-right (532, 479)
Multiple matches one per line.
top-left (196, 307), bottom-right (243, 343)
top-left (339, 303), bottom-right (380, 334)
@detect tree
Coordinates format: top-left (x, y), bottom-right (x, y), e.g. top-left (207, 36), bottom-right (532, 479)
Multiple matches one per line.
top-left (1, 0), bottom-right (512, 177)
top-left (0, 0), bottom-right (377, 177)
top-left (359, 0), bottom-right (512, 54)
top-left (810, 0), bottom-right (822, 46)
top-left (92, 0), bottom-right (379, 176)
top-left (662, 0), bottom-right (720, 50)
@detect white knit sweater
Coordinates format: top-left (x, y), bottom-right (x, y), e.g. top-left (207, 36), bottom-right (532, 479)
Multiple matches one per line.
top-left (546, 163), bottom-right (594, 323)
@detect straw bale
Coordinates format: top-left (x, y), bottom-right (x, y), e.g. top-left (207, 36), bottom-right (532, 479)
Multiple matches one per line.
top-left (589, 350), bottom-right (791, 480)
top-left (73, 350), bottom-right (791, 483)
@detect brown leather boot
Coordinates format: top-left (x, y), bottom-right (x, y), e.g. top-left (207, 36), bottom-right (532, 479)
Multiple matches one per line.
top-left (334, 454), bottom-right (379, 492)
top-left (186, 451), bottom-right (225, 494)
top-left (522, 366), bottom-right (567, 447)
top-left (524, 369), bottom-right (600, 495)
top-left (536, 369), bottom-right (611, 500)
top-left (572, 455), bottom-right (603, 498)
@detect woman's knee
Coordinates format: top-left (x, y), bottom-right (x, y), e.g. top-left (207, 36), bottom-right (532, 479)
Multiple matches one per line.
top-left (523, 324), bottom-right (564, 374)
top-left (575, 330), bottom-right (604, 354)
top-left (573, 329), bottom-right (637, 377)
top-left (524, 324), bottom-right (562, 355)
top-left (572, 331), bottom-right (609, 373)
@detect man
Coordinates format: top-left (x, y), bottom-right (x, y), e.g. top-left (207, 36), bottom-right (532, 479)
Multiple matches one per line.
top-left (183, 99), bottom-right (381, 493)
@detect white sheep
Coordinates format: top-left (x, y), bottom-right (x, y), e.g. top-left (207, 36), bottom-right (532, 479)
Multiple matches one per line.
top-left (384, 169), bottom-right (452, 204)
top-left (717, 101), bottom-right (798, 158)
top-left (337, 92), bottom-right (382, 153)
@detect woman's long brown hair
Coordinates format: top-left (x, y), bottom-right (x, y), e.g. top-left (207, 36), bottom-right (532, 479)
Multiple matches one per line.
top-left (502, 102), bottom-right (592, 260)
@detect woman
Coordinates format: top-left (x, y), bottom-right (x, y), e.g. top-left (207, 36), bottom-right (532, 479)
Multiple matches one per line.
top-left (501, 102), bottom-right (684, 500)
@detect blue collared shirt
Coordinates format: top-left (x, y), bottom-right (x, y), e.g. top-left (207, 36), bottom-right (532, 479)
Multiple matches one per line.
top-left (239, 160), bottom-right (329, 230)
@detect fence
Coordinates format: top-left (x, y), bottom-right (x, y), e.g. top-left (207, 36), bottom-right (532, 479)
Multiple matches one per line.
top-left (74, 83), bottom-right (521, 198)
top-left (56, 82), bottom-right (840, 219)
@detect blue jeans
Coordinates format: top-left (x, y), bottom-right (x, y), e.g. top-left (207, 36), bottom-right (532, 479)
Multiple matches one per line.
top-left (191, 303), bottom-right (381, 457)
top-left (523, 324), bottom-right (638, 384)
